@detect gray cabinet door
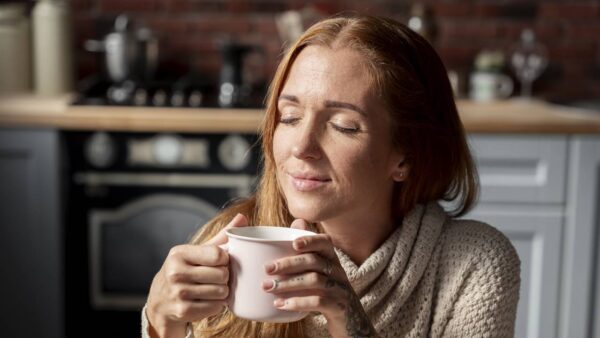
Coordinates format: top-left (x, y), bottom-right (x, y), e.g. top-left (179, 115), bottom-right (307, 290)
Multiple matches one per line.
top-left (468, 135), bottom-right (568, 204)
top-left (465, 134), bottom-right (568, 338)
top-left (466, 207), bottom-right (562, 338)
top-left (561, 136), bottom-right (600, 338)
top-left (0, 129), bottom-right (63, 338)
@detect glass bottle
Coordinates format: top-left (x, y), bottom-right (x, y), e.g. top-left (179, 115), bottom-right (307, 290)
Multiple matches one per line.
top-left (510, 29), bottom-right (548, 99)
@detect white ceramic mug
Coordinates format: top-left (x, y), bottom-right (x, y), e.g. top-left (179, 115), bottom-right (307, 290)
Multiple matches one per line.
top-left (469, 72), bottom-right (513, 102)
top-left (221, 226), bottom-right (317, 323)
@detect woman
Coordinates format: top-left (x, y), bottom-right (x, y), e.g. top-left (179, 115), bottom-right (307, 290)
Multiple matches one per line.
top-left (144, 15), bottom-right (520, 338)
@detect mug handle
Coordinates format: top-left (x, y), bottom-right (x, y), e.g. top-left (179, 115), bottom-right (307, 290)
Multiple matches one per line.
top-left (217, 243), bottom-right (233, 307)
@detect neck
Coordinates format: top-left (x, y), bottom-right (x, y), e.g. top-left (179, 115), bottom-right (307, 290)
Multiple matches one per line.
top-left (319, 211), bottom-right (396, 266)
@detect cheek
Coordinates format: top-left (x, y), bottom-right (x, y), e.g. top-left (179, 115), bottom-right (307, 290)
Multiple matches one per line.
top-left (367, 148), bottom-right (385, 170)
top-left (272, 128), bottom-right (286, 165)
top-left (329, 143), bottom-right (371, 179)
top-left (337, 143), bottom-right (391, 182)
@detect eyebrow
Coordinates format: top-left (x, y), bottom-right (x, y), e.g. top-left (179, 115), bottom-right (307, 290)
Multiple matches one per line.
top-left (278, 94), bottom-right (367, 117)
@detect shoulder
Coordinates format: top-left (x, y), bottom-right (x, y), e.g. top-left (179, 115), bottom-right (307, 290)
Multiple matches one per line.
top-left (442, 219), bottom-right (519, 262)
top-left (438, 218), bottom-right (521, 281)
top-left (433, 219), bottom-right (521, 336)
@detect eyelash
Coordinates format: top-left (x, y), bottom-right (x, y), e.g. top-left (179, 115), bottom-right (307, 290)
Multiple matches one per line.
top-left (279, 117), bottom-right (300, 125)
top-left (278, 117), bottom-right (361, 134)
top-left (329, 122), bottom-right (360, 134)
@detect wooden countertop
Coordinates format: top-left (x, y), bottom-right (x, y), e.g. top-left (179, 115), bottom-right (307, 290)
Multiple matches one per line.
top-left (1, 94), bottom-right (600, 134)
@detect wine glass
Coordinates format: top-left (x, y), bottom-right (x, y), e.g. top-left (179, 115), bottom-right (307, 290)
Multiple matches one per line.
top-left (510, 29), bottom-right (548, 99)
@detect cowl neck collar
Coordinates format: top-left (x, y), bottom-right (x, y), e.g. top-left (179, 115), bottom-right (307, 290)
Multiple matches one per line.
top-left (305, 202), bottom-right (446, 334)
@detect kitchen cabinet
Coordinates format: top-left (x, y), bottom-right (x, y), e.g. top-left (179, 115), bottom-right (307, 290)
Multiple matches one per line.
top-left (467, 207), bottom-right (561, 338)
top-left (464, 134), bottom-right (600, 338)
top-left (1, 97), bottom-right (600, 338)
top-left (0, 128), bottom-right (63, 338)
top-left (562, 137), bottom-right (600, 338)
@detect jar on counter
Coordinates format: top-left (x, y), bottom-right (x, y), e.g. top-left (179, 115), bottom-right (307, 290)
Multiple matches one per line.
top-left (32, 0), bottom-right (73, 96)
top-left (0, 3), bottom-right (31, 94)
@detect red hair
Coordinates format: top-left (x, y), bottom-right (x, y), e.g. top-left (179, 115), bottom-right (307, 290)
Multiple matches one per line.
top-left (261, 15), bottom-right (478, 218)
top-left (192, 14), bottom-right (479, 337)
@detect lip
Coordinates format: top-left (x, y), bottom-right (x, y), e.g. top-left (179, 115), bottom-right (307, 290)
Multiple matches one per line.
top-left (288, 172), bottom-right (331, 192)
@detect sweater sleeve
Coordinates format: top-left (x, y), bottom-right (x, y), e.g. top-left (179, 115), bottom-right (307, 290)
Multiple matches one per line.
top-left (141, 304), bottom-right (195, 338)
top-left (441, 224), bottom-right (521, 338)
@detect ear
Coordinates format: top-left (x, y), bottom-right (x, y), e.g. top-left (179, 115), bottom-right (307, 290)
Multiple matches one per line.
top-left (391, 156), bottom-right (409, 182)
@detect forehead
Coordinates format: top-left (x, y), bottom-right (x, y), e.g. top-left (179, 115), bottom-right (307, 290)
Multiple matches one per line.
top-left (282, 45), bottom-right (374, 100)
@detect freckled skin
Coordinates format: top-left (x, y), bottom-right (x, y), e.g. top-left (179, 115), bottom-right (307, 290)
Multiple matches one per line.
top-left (273, 46), bottom-right (403, 231)
top-left (272, 46), bottom-right (407, 338)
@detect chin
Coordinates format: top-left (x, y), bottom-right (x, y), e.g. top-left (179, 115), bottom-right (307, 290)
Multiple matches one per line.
top-left (286, 198), bottom-right (333, 223)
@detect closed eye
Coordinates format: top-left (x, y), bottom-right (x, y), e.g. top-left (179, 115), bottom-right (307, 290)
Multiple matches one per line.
top-left (279, 117), bottom-right (301, 125)
top-left (330, 122), bottom-right (360, 134)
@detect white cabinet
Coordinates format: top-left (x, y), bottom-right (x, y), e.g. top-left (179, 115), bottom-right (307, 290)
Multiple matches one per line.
top-left (464, 134), bottom-right (600, 338)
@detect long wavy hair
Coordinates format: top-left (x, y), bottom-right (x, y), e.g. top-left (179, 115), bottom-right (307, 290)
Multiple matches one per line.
top-left (190, 14), bottom-right (478, 337)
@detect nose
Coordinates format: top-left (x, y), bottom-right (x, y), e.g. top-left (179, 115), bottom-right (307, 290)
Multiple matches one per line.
top-left (291, 121), bottom-right (322, 160)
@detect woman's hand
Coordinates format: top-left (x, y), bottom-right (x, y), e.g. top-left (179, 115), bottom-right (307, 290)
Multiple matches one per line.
top-left (146, 213), bottom-right (248, 338)
top-left (262, 219), bottom-right (378, 338)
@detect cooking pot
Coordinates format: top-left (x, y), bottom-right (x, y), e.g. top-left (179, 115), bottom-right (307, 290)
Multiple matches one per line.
top-left (85, 15), bottom-right (158, 83)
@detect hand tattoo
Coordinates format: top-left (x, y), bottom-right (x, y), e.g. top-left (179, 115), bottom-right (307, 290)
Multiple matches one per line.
top-left (326, 278), bottom-right (378, 338)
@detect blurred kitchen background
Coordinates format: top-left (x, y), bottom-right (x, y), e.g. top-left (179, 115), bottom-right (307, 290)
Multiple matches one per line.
top-left (1, 1), bottom-right (600, 338)
top-left (68, 0), bottom-right (600, 102)
top-left (1, 0), bottom-right (599, 102)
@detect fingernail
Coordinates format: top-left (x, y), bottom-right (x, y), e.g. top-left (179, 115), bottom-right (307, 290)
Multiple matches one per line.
top-left (293, 238), bottom-right (306, 250)
top-left (264, 262), bottom-right (276, 274)
top-left (274, 299), bottom-right (285, 307)
top-left (262, 280), bottom-right (274, 291)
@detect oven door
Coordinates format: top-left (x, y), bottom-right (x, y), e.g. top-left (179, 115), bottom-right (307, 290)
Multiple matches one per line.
top-left (65, 171), bottom-right (254, 337)
top-left (89, 193), bottom-right (216, 310)
top-left (75, 172), bottom-right (254, 311)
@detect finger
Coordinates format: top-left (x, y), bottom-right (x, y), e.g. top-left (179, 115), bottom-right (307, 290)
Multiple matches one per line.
top-left (187, 266), bottom-right (229, 284)
top-left (204, 213), bottom-right (249, 246)
top-left (167, 244), bottom-right (228, 267)
top-left (273, 295), bottom-right (347, 316)
top-left (265, 253), bottom-right (330, 276)
top-left (165, 263), bottom-right (229, 285)
top-left (262, 272), bottom-right (347, 295)
top-left (290, 219), bottom-right (310, 231)
top-left (172, 284), bottom-right (229, 301)
top-left (292, 234), bottom-right (337, 260)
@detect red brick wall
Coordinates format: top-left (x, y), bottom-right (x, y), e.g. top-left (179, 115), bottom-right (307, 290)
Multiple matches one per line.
top-left (70, 0), bottom-right (600, 100)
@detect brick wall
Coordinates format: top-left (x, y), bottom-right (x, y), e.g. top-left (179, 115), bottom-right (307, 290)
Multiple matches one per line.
top-left (70, 0), bottom-right (600, 101)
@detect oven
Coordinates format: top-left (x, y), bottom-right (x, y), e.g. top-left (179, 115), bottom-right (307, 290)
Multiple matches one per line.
top-left (62, 130), bottom-right (259, 337)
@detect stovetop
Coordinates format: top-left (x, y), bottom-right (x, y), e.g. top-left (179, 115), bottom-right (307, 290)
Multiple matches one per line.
top-left (71, 75), bottom-right (264, 108)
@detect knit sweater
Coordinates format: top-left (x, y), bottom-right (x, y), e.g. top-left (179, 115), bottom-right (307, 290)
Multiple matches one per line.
top-left (142, 202), bottom-right (521, 337)
top-left (303, 202), bottom-right (520, 337)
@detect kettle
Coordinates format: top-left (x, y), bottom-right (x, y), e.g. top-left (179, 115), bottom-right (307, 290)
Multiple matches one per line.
top-left (218, 41), bottom-right (256, 108)
top-left (85, 15), bottom-right (158, 83)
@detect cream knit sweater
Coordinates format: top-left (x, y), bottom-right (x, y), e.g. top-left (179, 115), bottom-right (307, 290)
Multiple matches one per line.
top-left (303, 202), bottom-right (520, 337)
top-left (142, 202), bottom-right (521, 337)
